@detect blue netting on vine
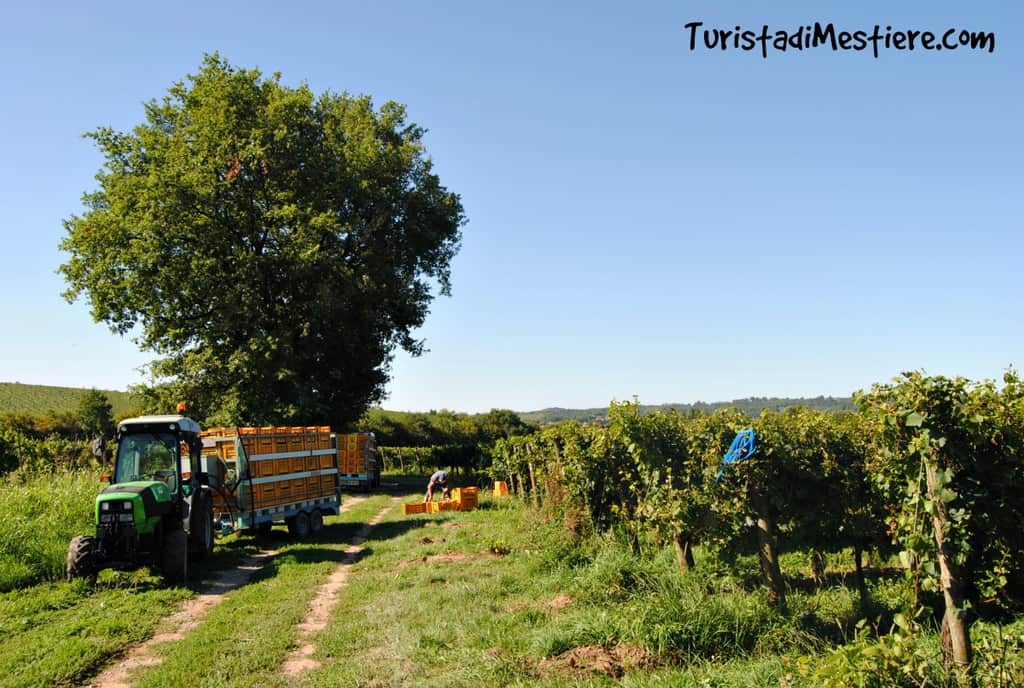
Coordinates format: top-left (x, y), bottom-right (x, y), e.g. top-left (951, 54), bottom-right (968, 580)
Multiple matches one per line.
top-left (716, 428), bottom-right (756, 483)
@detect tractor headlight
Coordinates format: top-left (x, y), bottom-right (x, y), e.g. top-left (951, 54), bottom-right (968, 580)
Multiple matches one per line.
top-left (101, 502), bottom-right (110, 511)
top-left (120, 501), bottom-right (133, 511)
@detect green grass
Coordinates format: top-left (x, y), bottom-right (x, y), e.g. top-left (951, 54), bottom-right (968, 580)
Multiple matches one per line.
top-left (0, 490), bottom-right (397, 688)
top-left (0, 382), bottom-right (139, 417)
top-left (0, 469), bottom-right (101, 590)
top-left (282, 495), bottom-right (814, 687)
top-left (133, 494), bottom-right (397, 688)
top-left (0, 575), bottom-right (192, 688)
top-left (1, 476), bottom-right (1022, 687)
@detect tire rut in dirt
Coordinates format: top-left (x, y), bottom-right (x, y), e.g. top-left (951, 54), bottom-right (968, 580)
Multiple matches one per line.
top-left (281, 497), bottom-right (400, 677)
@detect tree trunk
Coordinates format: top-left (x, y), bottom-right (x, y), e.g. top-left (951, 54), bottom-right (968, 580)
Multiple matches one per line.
top-left (924, 461), bottom-right (972, 684)
top-left (673, 531), bottom-right (695, 573)
top-left (853, 545), bottom-right (869, 611)
top-left (749, 488), bottom-right (786, 611)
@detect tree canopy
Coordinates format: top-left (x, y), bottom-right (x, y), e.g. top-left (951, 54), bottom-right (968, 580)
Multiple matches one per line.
top-left (60, 54), bottom-right (464, 426)
top-left (76, 389), bottom-right (114, 439)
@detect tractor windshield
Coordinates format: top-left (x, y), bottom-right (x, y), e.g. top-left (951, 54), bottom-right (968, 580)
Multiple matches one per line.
top-left (114, 432), bottom-right (180, 492)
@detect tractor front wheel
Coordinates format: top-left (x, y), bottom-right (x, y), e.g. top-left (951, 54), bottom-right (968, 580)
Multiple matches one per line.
top-left (67, 535), bottom-right (97, 584)
top-left (161, 529), bottom-right (188, 584)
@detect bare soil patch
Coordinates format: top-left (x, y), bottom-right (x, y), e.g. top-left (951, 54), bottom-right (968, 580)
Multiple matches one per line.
top-left (508, 593), bottom-right (573, 613)
top-left (544, 593), bottom-right (573, 611)
top-left (398, 552), bottom-right (474, 568)
top-left (397, 548), bottom-right (506, 568)
top-left (538, 644), bottom-right (655, 679)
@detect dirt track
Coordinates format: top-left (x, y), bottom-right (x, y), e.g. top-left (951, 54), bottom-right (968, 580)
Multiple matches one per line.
top-left (88, 495), bottom-right (374, 688)
top-left (282, 497), bottom-right (401, 676)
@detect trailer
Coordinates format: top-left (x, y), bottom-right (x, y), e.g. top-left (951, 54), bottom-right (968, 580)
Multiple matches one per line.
top-left (335, 432), bottom-right (381, 490)
top-left (201, 426), bottom-right (342, 537)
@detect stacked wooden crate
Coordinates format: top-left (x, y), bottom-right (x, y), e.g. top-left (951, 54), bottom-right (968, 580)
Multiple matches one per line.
top-left (452, 487), bottom-right (478, 510)
top-left (336, 432), bottom-right (376, 476)
top-left (201, 426), bottom-right (337, 511)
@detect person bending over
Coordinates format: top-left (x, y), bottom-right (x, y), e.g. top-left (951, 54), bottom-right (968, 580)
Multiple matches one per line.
top-left (425, 470), bottom-right (452, 502)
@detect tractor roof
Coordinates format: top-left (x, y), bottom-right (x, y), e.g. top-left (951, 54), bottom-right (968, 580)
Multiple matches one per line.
top-left (119, 415), bottom-right (202, 435)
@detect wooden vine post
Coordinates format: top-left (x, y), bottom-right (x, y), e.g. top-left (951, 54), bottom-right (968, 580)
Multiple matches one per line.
top-left (924, 460), bottom-right (972, 682)
top-left (748, 484), bottom-right (787, 611)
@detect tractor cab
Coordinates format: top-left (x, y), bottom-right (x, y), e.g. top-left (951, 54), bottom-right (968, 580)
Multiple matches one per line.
top-left (111, 415), bottom-right (202, 496)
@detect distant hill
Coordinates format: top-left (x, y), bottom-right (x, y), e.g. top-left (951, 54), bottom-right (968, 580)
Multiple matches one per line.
top-left (0, 382), bottom-right (140, 418)
top-left (520, 396), bottom-right (856, 425)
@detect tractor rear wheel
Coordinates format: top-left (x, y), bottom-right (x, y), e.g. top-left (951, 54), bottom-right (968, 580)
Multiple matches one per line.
top-left (287, 511), bottom-right (310, 539)
top-left (67, 535), bottom-right (97, 584)
top-left (190, 497), bottom-right (215, 560)
top-left (309, 509), bottom-right (324, 534)
top-left (161, 529), bottom-right (188, 584)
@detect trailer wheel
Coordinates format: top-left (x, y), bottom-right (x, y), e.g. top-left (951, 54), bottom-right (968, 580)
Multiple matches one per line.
top-left (67, 535), bottom-right (97, 584)
top-left (257, 520), bottom-right (273, 534)
top-left (287, 511), bottom-right (310, 539)
top-left (309, 509), bottom-right (324, 534)
top-left (161, 529), bottom-right (188, 584)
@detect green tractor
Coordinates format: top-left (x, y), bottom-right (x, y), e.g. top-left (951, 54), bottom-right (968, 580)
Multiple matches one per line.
top-left (67, 414), bottom-right (217, 584)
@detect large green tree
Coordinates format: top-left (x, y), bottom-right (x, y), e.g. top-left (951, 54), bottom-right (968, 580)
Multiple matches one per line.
top-left (60, 55), bottom-right (464, 425)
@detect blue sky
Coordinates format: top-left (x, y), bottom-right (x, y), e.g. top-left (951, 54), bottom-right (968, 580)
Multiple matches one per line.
top-left (0, 1), bottom-right (1019, 413)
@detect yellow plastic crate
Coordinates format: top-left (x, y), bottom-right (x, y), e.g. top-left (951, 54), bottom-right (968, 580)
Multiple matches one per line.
top-left (403, 502), bottom-right (427, 515)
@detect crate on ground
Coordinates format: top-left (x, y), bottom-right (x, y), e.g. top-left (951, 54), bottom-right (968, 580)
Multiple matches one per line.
top-left (403, 502), bottom-right (427, 515)
top-left (453, 487), bottom-right (478, 510)
top-left (493, 480), bottom-right (509, 497)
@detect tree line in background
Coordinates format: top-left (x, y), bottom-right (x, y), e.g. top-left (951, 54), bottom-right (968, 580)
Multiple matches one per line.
top-left (520, 395), bottom-right (856, 424)
top-left (0, 396), bottom-right (536, 476)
